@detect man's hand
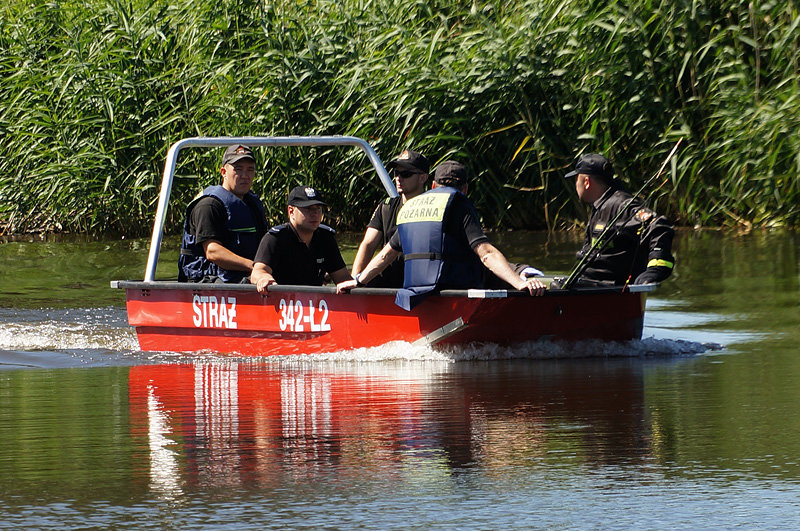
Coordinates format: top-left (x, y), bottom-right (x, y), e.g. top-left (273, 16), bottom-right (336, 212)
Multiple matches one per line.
top-left (633, 266), bottom-right (671, 285)
top-left (336, 279), bottom-right (357, 294)
top-left (517, 276), bottom-right (546, 296)
top-left (255, 277), bottom-right (276, 295)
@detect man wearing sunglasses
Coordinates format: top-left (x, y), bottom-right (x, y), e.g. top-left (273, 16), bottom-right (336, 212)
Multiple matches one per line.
top-left (351, 149), bottom-right (430, 287)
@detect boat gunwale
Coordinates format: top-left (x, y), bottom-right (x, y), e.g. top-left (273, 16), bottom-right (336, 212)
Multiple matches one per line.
top-left (111, 280), bottom-right (659, 297)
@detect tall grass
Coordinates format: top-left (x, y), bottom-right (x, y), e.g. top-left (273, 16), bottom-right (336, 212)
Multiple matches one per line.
top-left (1, 0), bottom-right (799, 234)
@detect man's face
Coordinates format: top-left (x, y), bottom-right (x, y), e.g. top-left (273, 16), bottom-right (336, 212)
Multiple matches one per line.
top-left (221, 159), bottom-right (256, 198)
top-left (575, 173), bottom-right (590, 202)
top-left (289, 204), bottom-right (323, 233)
top-left (393, 167), bottom-right (428, 197)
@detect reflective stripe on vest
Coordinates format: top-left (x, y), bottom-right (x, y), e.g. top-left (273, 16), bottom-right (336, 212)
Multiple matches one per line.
top-left (647, 258), bottom-right (674, 269)
top-left (178, 185), bottom-right (265, 283)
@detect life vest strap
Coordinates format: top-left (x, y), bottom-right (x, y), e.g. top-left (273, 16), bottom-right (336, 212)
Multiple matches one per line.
top-left (404, 252), bottom-right (443, 261)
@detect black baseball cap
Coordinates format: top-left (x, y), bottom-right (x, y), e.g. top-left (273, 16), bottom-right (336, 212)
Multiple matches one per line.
top-left (433, 160), bottom-right (468, 187)
top-left (222, 144), bottom-right (256, 166)
top-left (565, 153), bottom-right (614, 181)
top-left (386, 149), bottom-right (430, 174)
top-left (288, 185), bottom-right (328, 207)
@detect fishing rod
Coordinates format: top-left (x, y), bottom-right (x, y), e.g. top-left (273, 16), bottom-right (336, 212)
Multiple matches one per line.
top-left (559, 138), bottom-right (683, 290)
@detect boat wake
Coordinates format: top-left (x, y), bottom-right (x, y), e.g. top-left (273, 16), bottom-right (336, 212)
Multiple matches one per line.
top-left (0, 306), bottom-right (721, 367)
top-left (250, 336), bottom-right (722, 364)
top-left (0, 307), bottom-right (138, 352)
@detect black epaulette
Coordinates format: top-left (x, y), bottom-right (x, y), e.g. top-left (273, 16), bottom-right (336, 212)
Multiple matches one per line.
top-left (318, 223), bottom-right (336, 234)
top-left (268, 223), bottom-right (291, 235)
top-left (384, 197), bottom-right (392, 205)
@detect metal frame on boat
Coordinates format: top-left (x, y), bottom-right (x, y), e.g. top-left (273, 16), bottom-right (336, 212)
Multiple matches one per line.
top-left (112, 136), bottom-right (656, 356)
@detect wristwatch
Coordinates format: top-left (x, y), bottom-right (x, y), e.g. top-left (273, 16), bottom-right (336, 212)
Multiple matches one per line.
top-left (353, 273), bottom-right (365, 287)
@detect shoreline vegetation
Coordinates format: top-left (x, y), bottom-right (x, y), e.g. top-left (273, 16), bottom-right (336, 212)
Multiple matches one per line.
top-left (2, 0), bottom-right (799, 236)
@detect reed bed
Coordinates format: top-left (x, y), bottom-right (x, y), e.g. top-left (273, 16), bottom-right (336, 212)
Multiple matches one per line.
top-left (1, 0), bottom-right (799, 234)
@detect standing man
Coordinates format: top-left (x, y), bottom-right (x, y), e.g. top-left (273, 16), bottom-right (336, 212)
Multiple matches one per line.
top-left (337, 161), bottom-right (546, 310)
top-left (564, 153), bottom-right (675, 286)
top-left (251, 186), bottom-right (351, 293)
top-left (351, 149), bottom-right (430, 287)
top-left (178, 144), bottom-right (267, 283)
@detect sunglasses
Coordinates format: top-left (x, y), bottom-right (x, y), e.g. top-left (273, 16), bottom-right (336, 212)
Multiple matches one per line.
top-left (393, 170), bottom-right (421, 179)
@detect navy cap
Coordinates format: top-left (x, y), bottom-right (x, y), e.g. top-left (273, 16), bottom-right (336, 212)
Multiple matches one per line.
top-left (434, 160), bottom-right (468, 187)
top-left (386, 149), bottom-right (430, 174)
top-left (565, 153), bottom-right (614, 181)
top-left (288, 185), bottom-right (328, 207)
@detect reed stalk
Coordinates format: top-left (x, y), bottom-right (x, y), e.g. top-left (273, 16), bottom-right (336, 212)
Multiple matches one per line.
top-left (1, 0), bottom-right (799, 234)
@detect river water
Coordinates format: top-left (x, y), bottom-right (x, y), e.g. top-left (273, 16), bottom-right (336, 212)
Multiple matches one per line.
top-left (1, 230), bottom-right (799, 528)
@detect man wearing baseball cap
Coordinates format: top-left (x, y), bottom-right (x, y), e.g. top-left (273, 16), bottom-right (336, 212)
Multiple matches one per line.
top-left (351, 149), bottom-right (430, 288)
top-left (338, 160), bottom-right (546, 310)
top-left (562, 153), bottom-right (675, 286)
top-left (179, 144), bottom-right (268, 283)
top-left (251, 185), bottom-right (351, 293)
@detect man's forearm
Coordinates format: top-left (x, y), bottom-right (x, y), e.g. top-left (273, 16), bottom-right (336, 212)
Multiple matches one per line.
top-left (351, 229), bottom-right (382, 275)
top-left (204, 241), bottom-right (254, 272)
top-left (359, 245), bottom-right (400, 284)
top-left (477, 243), bottom-right (525, 290)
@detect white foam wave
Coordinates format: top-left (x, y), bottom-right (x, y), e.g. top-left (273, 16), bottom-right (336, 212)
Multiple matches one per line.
top-left (0, 303), bottom-right (721, 365)
top-left (246, 337), bottom-right (721, 365)
top-left (0, 307), bottom-right (138, 351)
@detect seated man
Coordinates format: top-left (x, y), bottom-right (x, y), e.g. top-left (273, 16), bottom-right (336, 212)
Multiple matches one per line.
top-left (251, 186), bottom-right (351, 293)
top-left (351, 149), bottom-right (430, 287)
top-left (337, 161), bottom-right (546, 310)
top-left (563, 153), bottom-right (675, 286)
top-left (178, 144), bottom-right (267, 283)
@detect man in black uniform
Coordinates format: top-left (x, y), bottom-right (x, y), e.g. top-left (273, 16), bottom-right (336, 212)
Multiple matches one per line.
top-left (351, 149), bottom-right (430, 287)
top-left (564, 153), bottom-right (675, 286)
top-left (178, 144), bottom-right (268, 283)
top-left (337, 161), bottom-right (546, 308)
top-left (251, 186), bottom-right (351, 293)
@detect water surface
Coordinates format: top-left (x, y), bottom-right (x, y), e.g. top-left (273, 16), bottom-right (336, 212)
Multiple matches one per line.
top-left (1, 230), bottom-right (799, 528)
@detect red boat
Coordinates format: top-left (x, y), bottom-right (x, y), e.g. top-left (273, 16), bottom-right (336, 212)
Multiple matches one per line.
top-left (112, 136), bottom-right (656, 356)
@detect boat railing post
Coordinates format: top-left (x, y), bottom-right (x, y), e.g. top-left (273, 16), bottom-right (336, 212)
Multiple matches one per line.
top-left (144, 138), bottom-right (190, 281)
top-left (143, 136), bottom-right (396, 282)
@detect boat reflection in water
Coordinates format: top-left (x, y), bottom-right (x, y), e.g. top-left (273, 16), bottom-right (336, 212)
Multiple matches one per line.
top-left (129, 360), bottom-right (649, 494)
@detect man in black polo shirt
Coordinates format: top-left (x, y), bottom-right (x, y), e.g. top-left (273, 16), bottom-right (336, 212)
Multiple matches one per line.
top-left (178, 144), bottom-right (268, 283)
top-left (251, 186), bottom-right (351, 293)
top-left (351, 149), bottom-right (430, 287)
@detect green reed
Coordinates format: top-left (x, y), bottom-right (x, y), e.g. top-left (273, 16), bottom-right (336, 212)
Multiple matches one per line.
top-left (1, 0), bottom-right (799, 235)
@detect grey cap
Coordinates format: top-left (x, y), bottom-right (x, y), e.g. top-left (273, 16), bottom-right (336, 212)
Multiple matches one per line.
top-left (222, 144), bottom-right (256, 166)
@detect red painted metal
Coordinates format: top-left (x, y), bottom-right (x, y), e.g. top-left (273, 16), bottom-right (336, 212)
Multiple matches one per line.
top-left (121, 283), bottom-right (646, 356)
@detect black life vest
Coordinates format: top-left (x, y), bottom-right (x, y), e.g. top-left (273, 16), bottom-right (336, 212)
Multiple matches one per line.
top-left (394, 187), bottom-right (483, 310)
top-left (178, 185), bottom-right (266, 283)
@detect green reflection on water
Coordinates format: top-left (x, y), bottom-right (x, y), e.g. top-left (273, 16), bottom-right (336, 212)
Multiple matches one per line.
top-left (0, 236), bottom-right (179, 308)
top-left (645, 341), bottom-right (800, 480)
top-left (0, 367), bottom-right (136, 501)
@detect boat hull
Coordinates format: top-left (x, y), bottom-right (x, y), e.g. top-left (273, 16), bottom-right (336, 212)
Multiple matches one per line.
top-left (114, 282), bottom-right (648, 356)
